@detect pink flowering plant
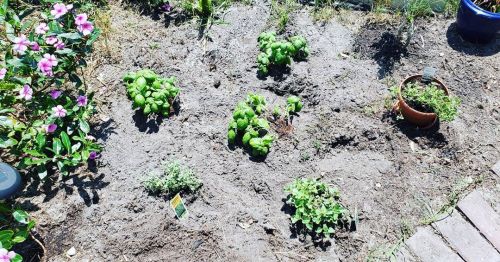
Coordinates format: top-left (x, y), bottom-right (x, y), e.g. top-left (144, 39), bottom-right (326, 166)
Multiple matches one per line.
top-left (0, 0), bottom-right (101, 178)
top-left (0, 203), bottom-right (35, 262)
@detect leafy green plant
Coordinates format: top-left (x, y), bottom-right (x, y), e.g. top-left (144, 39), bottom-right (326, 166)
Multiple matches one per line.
top-left (144, 161), bottom-right (202, 196)
top-left (257, 32), bottom-right (309, 75)
top-left (123, 69), bottom-right (180, 116)
top-left (397, 82), bottom-right (460, 122)
top-left (286, 95), bottom-right (303, 114)
top-left (285, 178), bottom-right (349, 238)
top-left (228, 93), bottom-right (274, 157)
top-left (0, 0), bottom-right (102, 178)
top-left (0, 203), bottom-right (36, 262)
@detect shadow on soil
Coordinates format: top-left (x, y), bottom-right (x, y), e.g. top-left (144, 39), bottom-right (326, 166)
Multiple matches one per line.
top-left (446, 23), bottom-right (500, 57)
top-left (20, 172), bottom-right (109, 207)
top-left (257, 65), bottom-right (291, 82)
top-left (94, 117), bottom-right (116, 142)
top-left (353, 23), bottom-right (408, 79)
top-left (384, 112), bottom-right (449, 148)
top-left (371, 32), bottom-right (408, 79)
top-left (12, 233), bottom-right (45, 262)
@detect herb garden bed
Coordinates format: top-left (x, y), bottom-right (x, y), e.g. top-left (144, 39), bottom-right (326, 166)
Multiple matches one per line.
top-left (3, 0), bottom-right (499, 261)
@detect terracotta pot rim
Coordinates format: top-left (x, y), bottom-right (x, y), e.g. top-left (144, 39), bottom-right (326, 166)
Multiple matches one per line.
top-left (397, 75), bottom-right (449, 117)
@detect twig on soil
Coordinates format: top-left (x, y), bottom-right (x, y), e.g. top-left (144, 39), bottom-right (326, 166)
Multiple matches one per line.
top-left (30, 232), bottom-right (47, 262)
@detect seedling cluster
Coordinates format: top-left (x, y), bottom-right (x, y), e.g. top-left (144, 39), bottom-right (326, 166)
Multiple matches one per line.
top-left (228, 94), bottom-right (274, 157)
top-left (257, 32), bottom-right (309, 75)
top-left (123, 70), bottom-right (180, 116)
top-left (285, 178), bottom-right (349, 238)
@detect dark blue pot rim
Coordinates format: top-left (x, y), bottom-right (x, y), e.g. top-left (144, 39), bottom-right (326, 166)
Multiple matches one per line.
top-left (462, 0), bottom-right (500, 17)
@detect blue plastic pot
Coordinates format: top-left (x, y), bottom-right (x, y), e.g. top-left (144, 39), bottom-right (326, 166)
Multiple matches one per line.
top-left (456, 0), bottom-right (500, 44)
top-left (0, 163), bottom-right (21, 199)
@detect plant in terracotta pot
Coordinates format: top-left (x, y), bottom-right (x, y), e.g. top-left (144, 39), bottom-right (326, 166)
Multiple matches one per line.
top-left (392, 75), bottom-right (461, 128)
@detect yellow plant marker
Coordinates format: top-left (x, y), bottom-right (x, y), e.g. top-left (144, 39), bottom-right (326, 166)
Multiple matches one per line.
top-left (170, 193), bottom-right (188, 219)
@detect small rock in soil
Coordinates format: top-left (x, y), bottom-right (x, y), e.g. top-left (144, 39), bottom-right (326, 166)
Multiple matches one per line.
top-left (192, 239), bottom-right (203, 250)
top-left (66, 247), bottom-right (76, 257)
top-left (213, 79), bottom-right (221, 88)
top-left (262, 223), bottom-right (278, 235)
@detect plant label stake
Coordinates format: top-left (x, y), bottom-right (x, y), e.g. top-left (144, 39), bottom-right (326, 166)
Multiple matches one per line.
top-left (421, 67), bottom-right (437, 84)
top-left (170, 193), bottom-right (188, 219)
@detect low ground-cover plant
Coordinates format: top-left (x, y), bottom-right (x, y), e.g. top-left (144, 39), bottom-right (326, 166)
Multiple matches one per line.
top-left (0, 203), bottom-right (35, 262)
top-left (144, 161), bottom-right (202, 196)
top-left (285, 178), bottom-right (349, 238)
top-left (0, 1), bottom-right (101, 178)
top-left (394, 82), bottom-right (460, 121)
top-left (228, 93), bottom-right (274, 157)
top-left (257, 32), bottom-right (309, 75)
top-left (123, 69), bottom-right (180, 116)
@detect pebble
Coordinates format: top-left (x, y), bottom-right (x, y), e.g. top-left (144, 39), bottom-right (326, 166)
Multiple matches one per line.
top-left (213, 79), bottom-right (221, 88)
top-left (67, 247), bottom-right (76, 257)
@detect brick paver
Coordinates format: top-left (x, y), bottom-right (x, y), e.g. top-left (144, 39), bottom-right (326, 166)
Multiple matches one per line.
top-left (405, 227), bottom-right (464, 262)
top-left (395, 244), bottom-right (418, 262)
top-left (492, 160), bottom-right (500, 178)
top-left (457, 191), bottom-right (500, 250)
top-left (433, 211), bottom-right (500, 262)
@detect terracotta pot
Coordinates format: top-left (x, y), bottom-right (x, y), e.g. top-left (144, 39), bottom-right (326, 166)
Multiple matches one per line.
top-left (395, 75), bottom-right (449, 129)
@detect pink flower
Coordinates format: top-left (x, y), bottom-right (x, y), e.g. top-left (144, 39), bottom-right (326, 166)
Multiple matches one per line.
top-left (77, 21), bottom-right (94, 36)
top-left (51, 3), bottom-right (69, 19)
top-left (44, 123), bottom-right (57, 133)
top-left (0, 68), bottom-right (6, 80)
top-left (50, 90), bottom-right (62, 99)
top-left (31, 42), bottom-right (41, 51)
top-left (38, 59), bottom-right (54, 77)
top-left (0, 248), bottom-right (16, 262)
top-left (76, 95), bottom-right (88, 107)
top-left (43, 54), bottom-right (58, 66)
top-left (54, 40), bottom-right (65, 50)
top-left (52, 105), bottom-right (67, 118)
top-left (12, 34), bottom-right (30, 55)
top-left (75, 13), bottom-right (88, 25)
top-left (45, 36), bottom-right (58, 45)
top-left (19, 85), bottom-right (33, 100)
top-left (35, 23), bottom-right (49, 35)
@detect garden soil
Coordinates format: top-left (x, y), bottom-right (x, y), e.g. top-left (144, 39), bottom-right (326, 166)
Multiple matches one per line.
top-left (18, 1), bottom-right (499, 261)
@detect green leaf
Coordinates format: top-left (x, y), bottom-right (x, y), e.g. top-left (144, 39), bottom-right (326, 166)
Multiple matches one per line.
top-left (0, 135), bottom-right (17, 148)
top-left (11, 235), bottom-right (26, 243)
top-left (55, 48), bottom-right (75, 55)
top-left (79, 120), bottom-right (90, 134)
top-left (0, 116), bottom-right (14, 128)
top-left (7, 58), bottom-right (23, 67)
top-left (36, 133), bottom-right (46, 150)
top-left (86, 28), bottom-right (101, 46)
top-left (0, 230), bottom-right (14, 249)
top-left (13, 210), bottom-right (29, 224)
top-left (58, 32), bottom-right (81, 40)
top-left (37, 166), bottom-right (47, 179)
top-left (11, 254), bottom-right (23, 262)
top-left (52, 138), bottom-right (62, 155)
top-left (71, 142), bottom-right (81, 153)
top-left (61, 131), bottom-right (71, 154)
